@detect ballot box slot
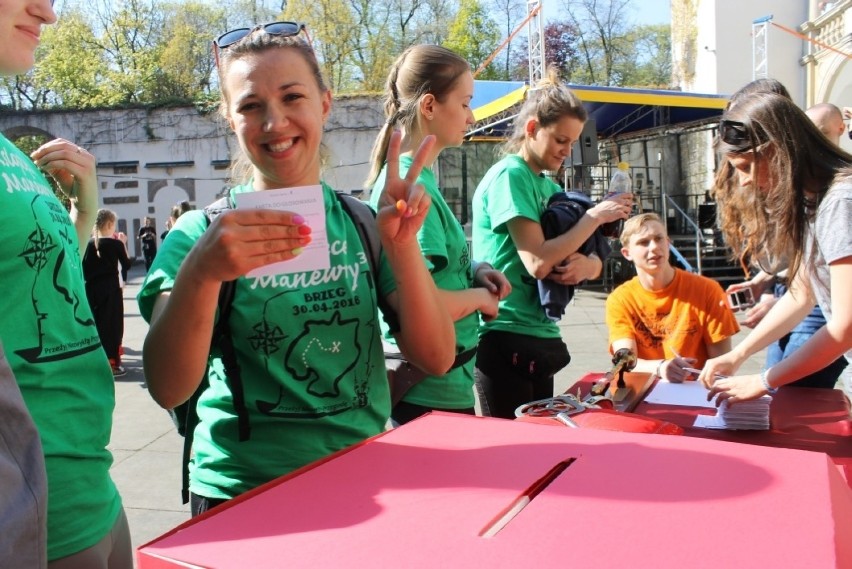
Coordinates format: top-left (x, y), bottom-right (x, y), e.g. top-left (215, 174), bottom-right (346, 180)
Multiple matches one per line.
top-left (479, 458), bottom-right (576, 538)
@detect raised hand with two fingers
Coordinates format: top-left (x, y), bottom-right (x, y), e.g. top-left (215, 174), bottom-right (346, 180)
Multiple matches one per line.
top-left (374, 131), bottom-right (436, 250)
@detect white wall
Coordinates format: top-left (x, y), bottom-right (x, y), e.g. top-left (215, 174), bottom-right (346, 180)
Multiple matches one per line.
top-left (691, 0), bottom-right (808, 103)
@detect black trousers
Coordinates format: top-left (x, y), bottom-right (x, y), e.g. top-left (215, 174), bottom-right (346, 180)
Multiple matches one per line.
top-left (475, 332), bottom-right (571, 419)
top-left (474, 331), bottom-right (570, 420)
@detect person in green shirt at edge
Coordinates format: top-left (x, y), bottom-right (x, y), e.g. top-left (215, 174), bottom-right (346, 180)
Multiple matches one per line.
top-left (366, 44), bottom-right (511, 425)
top-left (0, 1), bottom-right (131, 567)
top-left (471, 68), bottom-right (634, 419)
top-left (137, 23), bottom-right (456, 517)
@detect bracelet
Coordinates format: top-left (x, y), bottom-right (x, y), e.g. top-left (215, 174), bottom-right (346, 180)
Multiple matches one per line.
top-left (760, 369), bottom-right (778, 394)
top-left (655, 359), bottom-right (667, 378)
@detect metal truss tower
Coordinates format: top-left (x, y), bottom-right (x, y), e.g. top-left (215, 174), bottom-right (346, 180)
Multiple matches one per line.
top-left (752, 14), bottom-right (773, 79)
top-left (528, 0), bottom-right (545, 85)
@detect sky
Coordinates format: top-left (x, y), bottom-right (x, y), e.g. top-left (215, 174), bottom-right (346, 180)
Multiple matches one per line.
top-left (630, 0), bottom-right (672, 26)
top-left (544, 0), bottom-right (672, 26)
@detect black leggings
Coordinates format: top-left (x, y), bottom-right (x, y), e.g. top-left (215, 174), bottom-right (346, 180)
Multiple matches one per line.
top-left (474, 331), bottom-right (570, 419)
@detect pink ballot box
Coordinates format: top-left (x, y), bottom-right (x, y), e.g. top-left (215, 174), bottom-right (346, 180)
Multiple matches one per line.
top-left (138, 412), bottom-right (852, 569)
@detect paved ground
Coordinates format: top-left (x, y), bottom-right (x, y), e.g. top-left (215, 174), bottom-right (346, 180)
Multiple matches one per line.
top-left (111, 262), bottom-right (767, 558)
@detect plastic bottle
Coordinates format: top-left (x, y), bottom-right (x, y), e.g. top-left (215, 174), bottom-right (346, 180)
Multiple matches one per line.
top-left (601, 162), bottom-right (631, 238)
top-left (608, 162), bottom-right (632, 195)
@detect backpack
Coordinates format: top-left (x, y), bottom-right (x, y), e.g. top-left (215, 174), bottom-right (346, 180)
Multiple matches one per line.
top-left (170, 190), bottom-right (395, 503)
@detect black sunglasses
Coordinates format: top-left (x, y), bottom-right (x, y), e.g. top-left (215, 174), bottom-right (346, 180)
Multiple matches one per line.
top-left (214, 21), bottom-right (307, 49)
top-left (718, 119), bottom-right (751, 148)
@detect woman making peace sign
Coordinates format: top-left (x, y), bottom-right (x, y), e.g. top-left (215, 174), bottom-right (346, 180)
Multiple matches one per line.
top-left (138, 23), bottom-right (454, 515)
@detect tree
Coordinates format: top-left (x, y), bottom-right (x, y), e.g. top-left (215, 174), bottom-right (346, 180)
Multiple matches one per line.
top-left (417, 0), bottom-right (457, 44)
top-left (558, 0), bottom-right (632, 86)
top-left (557, 0), bottom-right (671, 88)
top-left (490, 0), bottom-right (526, 80)
top-left (284, 0), bottom-right (360, 92)
top-left (346, 0), bottom-right (396, 92)
top-left (32, 10), bottom-right (119, 108)
top-left (511, 20), bottom-right (582, 82)
top-left (85, 0), bottom-right (164, 104)
top-left (153, 2), bottom-right (228, 101)
top-left (227, 0), bottom-right (284, 25)
top-left (0, 74), bottom-right (48, 111)
top-left (624, 23), bottom-right (672, 88)
top-left (444, 0), bottom-right (501, 79)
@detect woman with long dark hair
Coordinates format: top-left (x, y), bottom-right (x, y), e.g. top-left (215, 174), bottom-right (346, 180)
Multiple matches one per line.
top-left (700, 91), bottom-right (852, 404)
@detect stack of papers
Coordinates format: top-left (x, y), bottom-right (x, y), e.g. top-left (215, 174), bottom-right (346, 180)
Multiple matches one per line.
top-left (645, 380), bottom-right (715, 408)
top-left (694, 396), bottom-right (772, 430)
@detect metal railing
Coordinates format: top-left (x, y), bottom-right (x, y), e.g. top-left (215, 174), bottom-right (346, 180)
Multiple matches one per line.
top-left (663, 195), bottom-right (703, 274)
top-left (668, 243), bottom-right (694, 273)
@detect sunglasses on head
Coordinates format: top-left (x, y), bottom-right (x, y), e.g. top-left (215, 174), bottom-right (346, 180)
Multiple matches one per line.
top-left (718, 119), bottom-right (752, 148)
top-left (214, 21), bottom-right (307, 50)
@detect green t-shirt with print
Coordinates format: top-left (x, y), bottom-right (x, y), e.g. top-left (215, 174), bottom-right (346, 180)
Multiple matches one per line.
top-left (471, 154), bottom-right (562, 339)
top-left (370, 156), bottom-right (477, 409)
top-left (0, 134), bottom-right (122, 560)
top-left (138, 182), bottom-right (392, 499)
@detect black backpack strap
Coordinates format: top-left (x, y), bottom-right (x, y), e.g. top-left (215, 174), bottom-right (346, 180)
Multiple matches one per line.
top-left (179, 279), bottom-right (238, 504)
top-left (334, 192), bottom-right (400, 332)
top-left (179, 386), bottom-right (200, 504)
top-left (179, 196), bottom-right (245, 504)
top-left (201, 196), bottom-right (249, 440)
top-left (213, 281), bottom-right (250, 442)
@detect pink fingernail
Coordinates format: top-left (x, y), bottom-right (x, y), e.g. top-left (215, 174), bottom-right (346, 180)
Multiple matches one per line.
top-left (293, 214), bottom-right (305, 225)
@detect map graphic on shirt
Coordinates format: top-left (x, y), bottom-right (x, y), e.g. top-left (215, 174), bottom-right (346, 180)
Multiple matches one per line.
top-left (15, 193), bottom-right (100, 364)
top-left (252, 286), bottom-right (368, 418)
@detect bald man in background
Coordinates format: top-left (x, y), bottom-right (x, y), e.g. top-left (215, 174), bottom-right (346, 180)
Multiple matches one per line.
top-left (806, 102), bottom-right (846, 145)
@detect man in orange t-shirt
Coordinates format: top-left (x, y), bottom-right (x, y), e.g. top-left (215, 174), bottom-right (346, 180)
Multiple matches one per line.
top-left (605, 213), bottom-right (740, 381)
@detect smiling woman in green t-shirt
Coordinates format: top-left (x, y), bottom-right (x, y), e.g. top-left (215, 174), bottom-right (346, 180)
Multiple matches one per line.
top-left (471, 70), bottom-right (633, 419)
top-left (365, 45), bottom-right (511, 425)
top-left (138, 25), bottom-right (456, 517)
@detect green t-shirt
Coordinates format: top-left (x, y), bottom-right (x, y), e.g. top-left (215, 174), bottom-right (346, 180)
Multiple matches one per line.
top-left (370, 156), bottom-right (477, 409)
top-left (0, 134), bottom-right (122, 560)
top-left (138, 182), bottom-right (393, 498)
top-left (471, 154), bottom-right (562, 339)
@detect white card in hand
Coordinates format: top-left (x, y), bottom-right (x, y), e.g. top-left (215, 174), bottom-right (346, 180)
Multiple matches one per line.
top-left (234, 185), bottom-right (329, 277)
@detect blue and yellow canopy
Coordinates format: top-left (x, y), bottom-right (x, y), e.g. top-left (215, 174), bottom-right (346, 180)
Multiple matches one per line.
top-left (470, 80), bottom-right (729, 139)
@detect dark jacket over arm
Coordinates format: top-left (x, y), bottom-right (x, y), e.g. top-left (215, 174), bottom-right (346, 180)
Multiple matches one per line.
top-left (537, 191), bottom-right (611, 321)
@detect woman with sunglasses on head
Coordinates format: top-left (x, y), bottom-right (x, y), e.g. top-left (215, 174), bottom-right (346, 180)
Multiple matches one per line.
top-left (471, 69), bottom-right (633, 419)
top-left (0, 1), bottom-right (132, 567)
top-left (722, 80), bottom-right (847, 390)
top-left (138, 23), bottom-right (455, 516)
top-left (366, 44), bottom-right (511, 426)
top-left (699, 91), bottom-right (852, 406)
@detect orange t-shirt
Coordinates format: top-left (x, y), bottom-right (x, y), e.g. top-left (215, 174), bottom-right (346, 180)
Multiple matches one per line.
top-left (605, 270), bottom-right (740, 367)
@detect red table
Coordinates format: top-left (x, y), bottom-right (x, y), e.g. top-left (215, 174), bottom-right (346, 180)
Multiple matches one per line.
top-left (571, 372), bottom-right (852, 485)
